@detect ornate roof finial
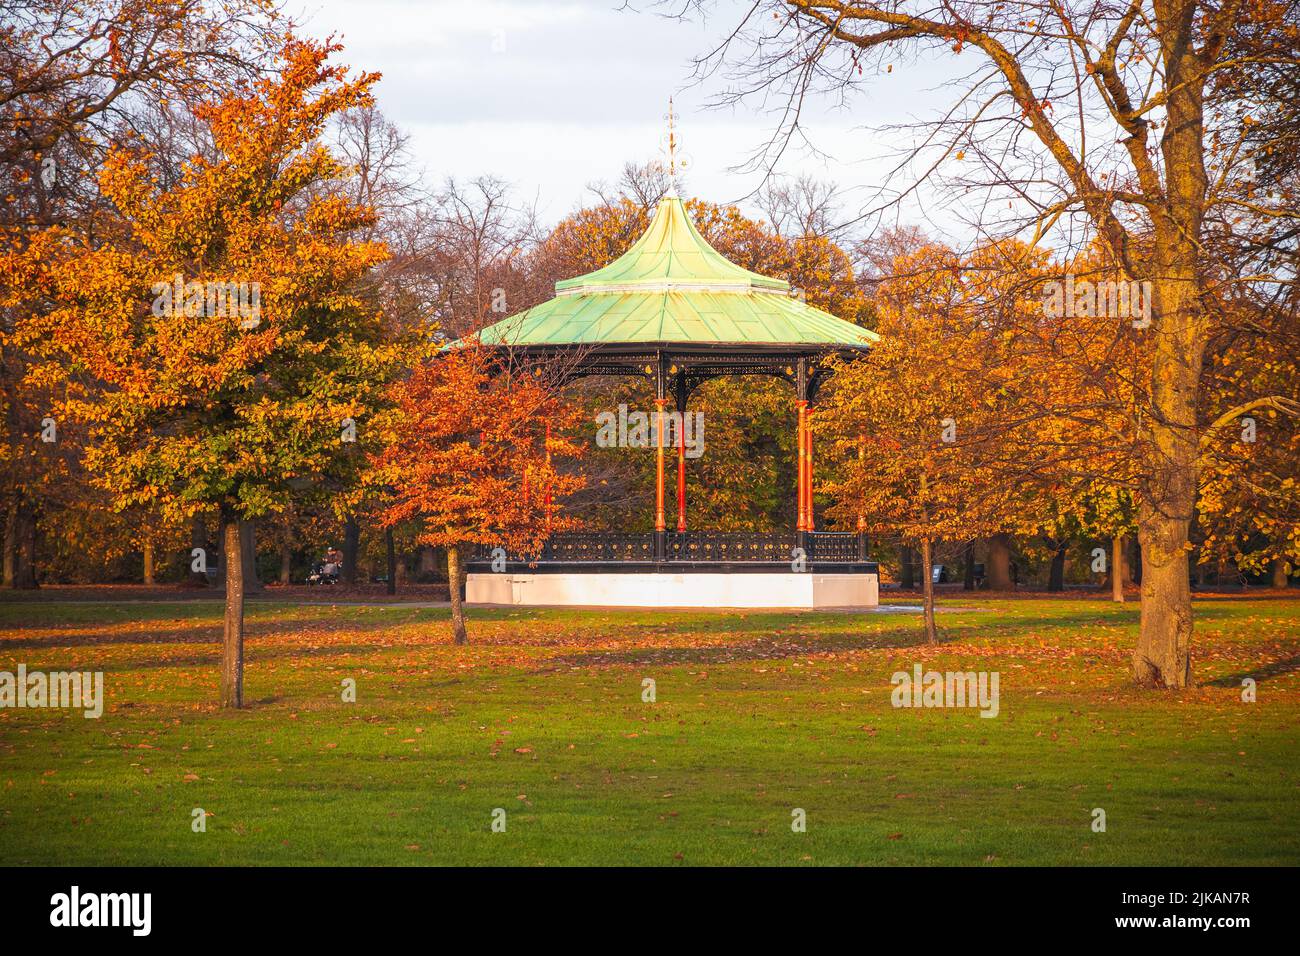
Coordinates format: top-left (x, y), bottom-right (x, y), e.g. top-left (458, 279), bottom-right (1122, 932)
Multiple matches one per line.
top-left (663, 97), bottom-right (680, 198)
top-left (666, 97), bottom-right (678, 179)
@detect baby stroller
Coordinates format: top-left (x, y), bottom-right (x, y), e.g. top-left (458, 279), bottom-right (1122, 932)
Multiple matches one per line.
top-left (307, 557), bottom-right (341, 585)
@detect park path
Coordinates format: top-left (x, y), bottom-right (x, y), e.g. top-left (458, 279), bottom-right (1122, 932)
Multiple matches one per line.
top-left (3, 597), bottom-right (970, 613)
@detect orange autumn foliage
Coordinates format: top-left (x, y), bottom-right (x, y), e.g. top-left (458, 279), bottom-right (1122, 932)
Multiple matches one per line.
top-left (372, 345), bottom-right (586, 557)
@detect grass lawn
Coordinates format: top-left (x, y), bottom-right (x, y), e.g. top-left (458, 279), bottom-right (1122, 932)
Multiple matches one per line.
top-left (1, 592), bottom-right (1297, 866)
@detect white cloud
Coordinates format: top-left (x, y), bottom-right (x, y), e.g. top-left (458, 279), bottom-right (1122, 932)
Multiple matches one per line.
top-left (297, 0), bottom-right (969, 234)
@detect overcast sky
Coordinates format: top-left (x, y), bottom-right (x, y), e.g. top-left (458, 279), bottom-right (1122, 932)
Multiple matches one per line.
top-left (295, 0), bottom-right (965, 234)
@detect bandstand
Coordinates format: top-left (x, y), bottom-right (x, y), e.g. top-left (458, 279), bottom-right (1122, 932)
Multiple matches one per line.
top-left (464, 189), bottom-right (880, 608)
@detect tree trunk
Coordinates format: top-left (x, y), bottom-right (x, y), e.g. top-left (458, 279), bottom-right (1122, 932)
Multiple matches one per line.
top-left (1119, 536), bottom-right (1134, 588)
top-left (239, 519), bottom-right (262, 594)
top-left (2, 500), bottom-right (15, 588)
top-left (446, 543), bottom-right (468, 645)
top-left (1127, 8), bottom-right (1210, 691)
top-left (1133, 430), bottom-right (1197, 682)
top-left (343, 516), bottom-right (360, 586)
top-left (419, 545), bottom-right (437, 579)
top-left (189, 513), bottom-right (209, 587)
top-left (920, 538), bottom-right (937, 644)
top-left (12, 499), bottom-right (38, 589)
top-left (279, 540), bottom-right (292, 585)
top-left (385, 528), bottom-right (397, 596)
top-left (963, 541), bottom-right (976, 591)
top-left (1129, 536), bottom-right (1142, 585)
top-left (986, 534), bottom-right (1013, 590)
top-left (899, 545), bottom-right (915, 589)
top-left (1047, 541), bottom-right (1066, 592)
top-left (143, 537), bottom-right (155, 585)
top-left (1111, 536), bottom-right (1125, 603)
top-left (220, 517), bottom-right (245, 708)
top-left (1134, 509), bottom-right (1194, 688)
top-left (1271, 555), bottom-right (1290, 590)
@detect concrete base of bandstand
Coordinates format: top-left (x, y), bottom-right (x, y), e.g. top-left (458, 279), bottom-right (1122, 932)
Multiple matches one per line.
top-left (466, 571), bottom-right (879, 609)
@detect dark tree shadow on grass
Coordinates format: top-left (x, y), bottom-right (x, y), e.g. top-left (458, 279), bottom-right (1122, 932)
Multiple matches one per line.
top-left (0, 626), bottom-right (220, 650)
top-left (540, 626), bottom-right (943, 670)
top-left (2, 641), bottom-right (397, 672)
top-left (2, 601), bottom-right (1214, 677)
top-left (1204, 654), bottom-right (1300, 688)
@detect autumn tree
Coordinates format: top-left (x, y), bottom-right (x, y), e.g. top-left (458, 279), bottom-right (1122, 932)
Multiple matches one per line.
top-left (0, 0), bottom-right (283, 589)
top-left (818, 326), bottom-right (1035, 642)
top-left (1050, 485), bottom-right (1140, 602)
top-left (690, 0), bottom-right (1300, 687)
top-left (372, 344), bottom-right (585, 644)
top-left (1197, 302), bottom-right (1300, 586)
top-left (10, 39), bottom-right (400, 707)
top-left (331, 104), bottom-right (432, 336)
top-left (0, 0), bottom-right (281, 171)
top-left (421, 177), bottom-right (544, 340)
top-left (817, 243), bottom-right (1042, 641)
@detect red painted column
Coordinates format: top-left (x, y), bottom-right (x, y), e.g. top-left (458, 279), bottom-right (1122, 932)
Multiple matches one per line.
top-left (805, 407), bottom-right (815, 532)
top-left (796, 399), bottom-right (808, 531)
top-left (654, 398), bottom-right (668, 532)
top-left (676, 407), bottom-right (687, 532)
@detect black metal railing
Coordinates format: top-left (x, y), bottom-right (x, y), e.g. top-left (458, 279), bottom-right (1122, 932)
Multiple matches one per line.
top-left (468, 530), bottom-right (875, 574)
top-left (666, 531), bottom-right (796, 564)
top-left (540, 533), bottom-right (656, 563)
top-left (805, 531), bottom-right (863, 562)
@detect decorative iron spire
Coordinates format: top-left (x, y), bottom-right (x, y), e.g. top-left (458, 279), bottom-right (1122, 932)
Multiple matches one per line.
top-left (663, 97), bottom-right (681, 197)
top-left (666, 98), bottom-right (678, 179)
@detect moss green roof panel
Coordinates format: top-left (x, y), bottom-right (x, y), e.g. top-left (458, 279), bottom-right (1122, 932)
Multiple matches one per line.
top-left (476, 290), bottom-right (876, 347)
top-left (472, 193), bottom-right (877, 349)
top-left (554, 195), bottom-right (789, 295)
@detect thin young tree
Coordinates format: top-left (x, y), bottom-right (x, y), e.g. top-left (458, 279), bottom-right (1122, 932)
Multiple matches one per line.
top-left (372, 344), bottom-right (585, 644)
top-left (816, 244), bottom-right (1040, 641)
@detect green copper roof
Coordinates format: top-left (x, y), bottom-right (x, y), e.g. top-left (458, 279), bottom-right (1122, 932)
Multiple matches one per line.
top-left (555, 194), bottom-right (789, 295)
top-left (474, 193), bottom-right (877, 349)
